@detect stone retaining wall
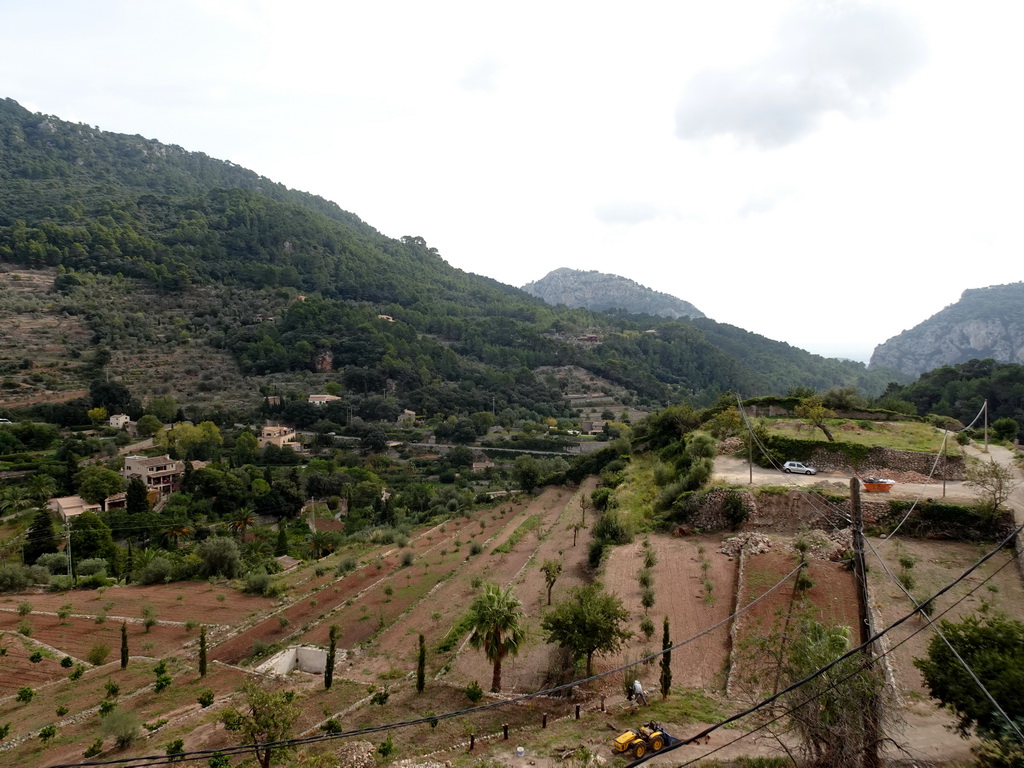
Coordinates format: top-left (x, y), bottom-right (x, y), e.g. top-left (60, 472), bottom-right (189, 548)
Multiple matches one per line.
top-left (808, 446), bottom-right (966, 480)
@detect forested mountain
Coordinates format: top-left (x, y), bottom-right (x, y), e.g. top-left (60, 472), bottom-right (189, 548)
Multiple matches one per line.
top-left (0, 97), bottom-right (899, 420)
top-left (869, 283), bottom-right (1024, 377)
top-left (522, 267), bottom-right (705, 320)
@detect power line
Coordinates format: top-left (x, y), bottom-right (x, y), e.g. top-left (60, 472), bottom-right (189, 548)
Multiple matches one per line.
top-left (656, 546), bottom-right (1022, 768)
top-left (624, 520), bottom-right (1024, 766)
top-left (48, 561), bottom-right (809, 768)
top-left (50, 521), bottom-right (1024, 768)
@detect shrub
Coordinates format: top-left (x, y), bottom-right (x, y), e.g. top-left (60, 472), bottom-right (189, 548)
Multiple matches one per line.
top-left (77, 558), bottom-right (108, 577)
top-left (100, 709), bottom-right (140, 748)
top-left (154, 674), bottom-right (172, 693)
top-left (469, 541), bottom-right (483, 556)
top-left (69, 664), bottom-right (85, 680)
top-left (29, 650), bottom-right (43, 663)
top-left (38, 724), bottom-right (56, 742)
top-left (637, 568), bottom-right (653, 589)
top-left (84, 738), bottom-right (104, 758)
top-left (139, 556), bottom-right (173, 585)
top-left (105, 680), bottom-right (120, 698)
top-left (57, 602), bottom-right (73, 621)
top-left (56, 705), bottom-right (69, 716)
top-left (98, 700), bottom-right (116, 716)
top-left (197, 688), bottom-right (215, 708)
top-left (17, 601), bottom-right (32, 616)
top-left (87, 643), bottom-right (111, 666)
top-left (16, 686), bottom-right (34, 703)
top-left (0, 563), bottom-right (34, 593)
top-left (141, 605), bottom-right (158, 632)
top-left (36, 552), bottom-right (67, 574)
top-left (400, 551), bottom-right (414, 567)
top-left (165, 738), bottom-right (185, 758)
top-left (640, 616), bottom-right (655, 640)
top-left (60, 656), bottom-right (74, 668)
top-left (641, 587), bottom-right (655, 611)
top-left (465, 680), bottom-right (484, 703)
top-left (593, 509), bottom-right (632, 546)
top-left (17, 619), bottom-right (32, 636)
top-left (196, 537), bottom-right (243, 579)
top-left (243, 569), bottom-right (280, 597)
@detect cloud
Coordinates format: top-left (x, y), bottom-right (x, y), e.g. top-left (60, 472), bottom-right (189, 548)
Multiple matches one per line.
top-left (738, 186), bottom-right (795, 217)
top-left (593, 201), bottom-right (661, 225)
top-left (675, 2), bottom-right (927, 148)
top-left (460, 58), bottom-right (501, 92)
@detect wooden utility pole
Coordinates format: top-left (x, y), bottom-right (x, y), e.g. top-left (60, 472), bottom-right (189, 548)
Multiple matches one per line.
top-left (851, 477), bottom-right (882, 768)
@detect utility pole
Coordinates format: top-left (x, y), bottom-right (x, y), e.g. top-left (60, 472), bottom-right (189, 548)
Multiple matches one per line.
top-left (65, 521), bottom-right (73, 582)
top-left (851, 477), bottom-right (882, 768)
top-left (983, 399), bottom-right (989, 452)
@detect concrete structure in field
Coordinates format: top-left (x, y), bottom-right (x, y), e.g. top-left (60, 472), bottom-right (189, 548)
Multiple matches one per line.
top-left (255, 645), bottom-right (336, 676)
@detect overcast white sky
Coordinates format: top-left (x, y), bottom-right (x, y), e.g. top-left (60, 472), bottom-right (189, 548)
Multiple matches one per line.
top-left (3, 1), bottom-right (1021, 362)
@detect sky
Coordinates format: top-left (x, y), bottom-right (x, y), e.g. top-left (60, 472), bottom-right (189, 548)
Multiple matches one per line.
top-left (2, 1), bottom-right (1021, 362)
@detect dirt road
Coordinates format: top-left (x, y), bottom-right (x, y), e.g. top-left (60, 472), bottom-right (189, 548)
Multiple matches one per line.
top-left (713, 454), bottom-right (980, 503)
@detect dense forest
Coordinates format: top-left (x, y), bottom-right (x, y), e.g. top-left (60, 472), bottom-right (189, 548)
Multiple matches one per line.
top-left (0, 97), bottom-right (901, 418)
top-left (889, 359), bottom-right (1024, 429)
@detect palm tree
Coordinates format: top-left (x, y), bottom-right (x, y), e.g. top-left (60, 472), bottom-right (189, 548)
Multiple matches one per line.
top-left (229, 507), bottom-right (255, 538)
top-left (0, 486), bottom-right (32, 519)
top-left (468, 583), bottom-right (526, 692)
top-left (28, 474), bottom-right (58, 507)
top-left (307, 530), bottom-right (333, 560)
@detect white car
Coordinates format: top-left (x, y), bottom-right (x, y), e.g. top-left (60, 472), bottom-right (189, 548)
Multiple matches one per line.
top-left (782, 461), bottom-right (817, 475)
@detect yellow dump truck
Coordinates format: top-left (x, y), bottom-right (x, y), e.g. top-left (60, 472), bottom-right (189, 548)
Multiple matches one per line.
top-left (611, 720), bottom-right (672, 759)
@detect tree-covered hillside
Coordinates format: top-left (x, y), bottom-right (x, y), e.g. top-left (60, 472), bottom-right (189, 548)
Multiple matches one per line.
top-left (0, 97), bottom-right (899, 416)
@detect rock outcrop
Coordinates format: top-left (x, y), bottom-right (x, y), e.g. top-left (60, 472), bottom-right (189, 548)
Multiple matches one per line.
top-left (522, 268), bottom-right (704, 320)
top-left (869, 282), bottom-right (1024, 376)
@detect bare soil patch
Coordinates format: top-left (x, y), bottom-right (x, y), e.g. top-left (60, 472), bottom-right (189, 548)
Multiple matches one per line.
top-left (0, 582), bottom-right (275, 627)
top-left (602, 535), bottom-right (737, 692)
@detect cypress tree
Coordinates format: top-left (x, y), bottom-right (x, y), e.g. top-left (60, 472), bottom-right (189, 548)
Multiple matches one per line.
top-left (199, 625), bottom-right (207, 677)
top-left (23, 508), bottom-right (59, 565)
top-left (325, 624), bottom-right (339, 689)
top-left (120, 622), bottom-right (129, 669)
top-left (416, 634), bottom-right (426, 693)
top-left (275, 526), bottom-right (288, 557)
top-left (660, 616), bottom-right (672, 699)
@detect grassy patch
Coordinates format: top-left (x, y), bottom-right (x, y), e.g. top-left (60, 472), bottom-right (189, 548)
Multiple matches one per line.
top-left (435, 611), bottom-right (476, 653)
top-left (492, 514), bottom-right (541, 554)
top-left (613, 454), bottom-right (660, 531)
top-left (765, 418), bottom-right (956, 454)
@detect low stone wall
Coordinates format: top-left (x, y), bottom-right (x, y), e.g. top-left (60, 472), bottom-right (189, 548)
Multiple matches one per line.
top-left (808, 446), bottom-right (966, 480)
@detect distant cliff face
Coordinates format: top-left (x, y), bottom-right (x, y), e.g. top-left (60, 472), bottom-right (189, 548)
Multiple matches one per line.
top-left (869, 283), bottom-right (1024, 376)
top-left (522, 268), bottom-right (705, 320)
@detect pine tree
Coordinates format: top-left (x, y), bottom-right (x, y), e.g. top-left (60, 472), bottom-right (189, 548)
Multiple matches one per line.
top-left (660, 616), bottom-right (672, 699)
top-left (324, 624), bottom-right (339, 689)
top-left (417, 634), bottom-right (426, 693)
top-left (120, 622), bottom-right (129, 669)
top-left (199, 625), bottom-right (208, 677)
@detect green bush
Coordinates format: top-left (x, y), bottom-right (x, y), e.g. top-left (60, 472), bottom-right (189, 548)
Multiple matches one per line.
top-left (87, 643), bottom-right (110, 666)
top-left (465, 680), bottom-right (484, 703)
